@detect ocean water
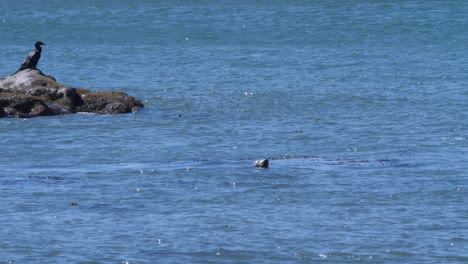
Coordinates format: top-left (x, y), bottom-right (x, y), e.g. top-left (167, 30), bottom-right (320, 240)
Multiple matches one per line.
top-left (1, 1), bottom-right (468, 263)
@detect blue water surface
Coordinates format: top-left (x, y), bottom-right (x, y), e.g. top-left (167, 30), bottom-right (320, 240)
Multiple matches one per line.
top-left (1, 1), bottom-right (468, 263)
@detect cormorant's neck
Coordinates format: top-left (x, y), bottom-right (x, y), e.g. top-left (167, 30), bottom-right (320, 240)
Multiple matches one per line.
top-left (35, 44), bottom-right (42, 50)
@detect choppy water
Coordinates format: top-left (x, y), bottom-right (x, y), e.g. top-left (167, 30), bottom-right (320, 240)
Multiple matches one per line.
top-left (1, 1), bottom-right (468, 263)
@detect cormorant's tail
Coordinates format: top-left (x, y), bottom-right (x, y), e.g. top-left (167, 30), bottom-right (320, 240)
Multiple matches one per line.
top-left (12, 66), bottom-right (30, 76)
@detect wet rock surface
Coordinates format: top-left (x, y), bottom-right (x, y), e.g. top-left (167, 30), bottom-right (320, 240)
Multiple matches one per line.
top-left (0, 69), bottom-right (143, 118)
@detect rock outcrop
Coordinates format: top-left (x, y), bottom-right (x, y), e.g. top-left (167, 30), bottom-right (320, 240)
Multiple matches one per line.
top-left (0, 69), bottom-right (143, 118)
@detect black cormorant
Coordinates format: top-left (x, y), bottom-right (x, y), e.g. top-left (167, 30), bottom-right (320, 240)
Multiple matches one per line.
top-left (14, 41), bottom-right (46, 74)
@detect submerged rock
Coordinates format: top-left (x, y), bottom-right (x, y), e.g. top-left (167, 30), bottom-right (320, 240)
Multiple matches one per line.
top-left (0, 69), bottom-right (143, 118)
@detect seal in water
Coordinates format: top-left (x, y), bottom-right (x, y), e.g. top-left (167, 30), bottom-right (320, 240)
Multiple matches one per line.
top-left (14, 41), bottom-right (46, 74)
top-left (253, 159), bottom-right (269, 168)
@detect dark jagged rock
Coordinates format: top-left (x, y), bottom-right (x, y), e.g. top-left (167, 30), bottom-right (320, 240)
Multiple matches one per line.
top-left (0, 94), bottom-right (53, 117)
top-left (75, 89), bottom-right (144, 114)
top-left (0, 102), bottom-right (6, 117)
top-left (0, 69), bottom-right (143, 118)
